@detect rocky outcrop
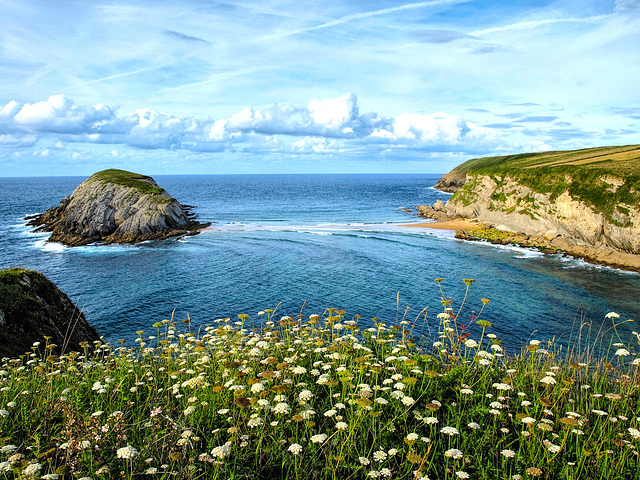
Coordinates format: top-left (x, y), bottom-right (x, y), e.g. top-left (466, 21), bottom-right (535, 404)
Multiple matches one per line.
top-left (433, 170), bottom-right (467, 193)
top-left (28, 169), bottom-right (210, 246)
top-left (444, 175), bottom-right (640, 254)
top-left (422, 171), bottom-right (640, 271)
top-left (416, 200), bottom-right (461, 222)
top-left (0, 269), bottom-right (100, 358)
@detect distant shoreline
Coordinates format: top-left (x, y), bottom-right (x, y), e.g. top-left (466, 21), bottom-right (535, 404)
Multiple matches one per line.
top-left (398, 218), bottom-right (483, 231)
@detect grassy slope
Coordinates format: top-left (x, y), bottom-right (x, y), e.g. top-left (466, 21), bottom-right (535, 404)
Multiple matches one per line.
top-left (449, 145), bottom-right (640, 221)
top-left (89, 169), bottom-right (174, 205)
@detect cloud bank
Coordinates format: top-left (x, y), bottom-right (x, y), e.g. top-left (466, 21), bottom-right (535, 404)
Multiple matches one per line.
top-left (0, 93), bottom-right (505, 155)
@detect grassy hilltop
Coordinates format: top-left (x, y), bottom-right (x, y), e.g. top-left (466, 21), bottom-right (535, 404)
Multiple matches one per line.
top-left (90, 169), bottom-right (166, 196)
top-left (446, 145), bottom-right (640, 220)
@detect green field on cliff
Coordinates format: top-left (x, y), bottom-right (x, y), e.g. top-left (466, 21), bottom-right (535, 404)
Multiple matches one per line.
top-left (448, 144), bottom-right (640, 221)
top-left (451, 144), bottom-right (640, 176)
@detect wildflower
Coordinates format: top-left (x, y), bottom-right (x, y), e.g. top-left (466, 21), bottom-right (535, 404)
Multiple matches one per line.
top-left (406, 433), bottom-right (420, 441)
top-left (21, 463), bottom-right (42, 478)
top-left (247, 417), bottom-right (264, 428)
top-left (547, 444), bottom-right (561, 454)
top-left (324, 409), bottom-right (337, 417)
top-left (464, 339), bottom-right (478, 348)
top-left (501, 449), bottom-right (516, 458)
top-left (299, 390), bottom-right (313, 401)
top-left (468, 422), bottom-right (480, 430)
top-left (526, 467), bottom-right (542, 477)
top-left (273, 403), bottom-right (291, 415)
top-left (521, 417), bottom-right (536, 425)
top-left (440, 426), bottom-right (459, 436)
top-left (0, 410), bottom-right (8, 418)
top-left (336, 422), bottom-right (348, 430)
top-left (628, 428), bottom-right (640, 439)
top-left (388, 448), bottom-right (398, 456)
top-left (368, 471), bottom-right (381, 478)
top-left (615, 348), bottom-right (630, 357)
top-left (455, 472), bottom-right (470, 479)
top-left (292, 366), bottom-right (307, 375)
top-left (373, 450), bottom-right (387, 462)
top-left (540, 376), bottom-right (556, 385)
top-left (425, 417), bottom-right (438, 425)
top-left (0, 445), bottom-right (17, 453)
top-left (42, 475), bottom-right (60, 480)
top-left (402, 396), bottom-right (416, 406)
top-left (460, 388), bottom-right (473, 395)
top-left (592, 410), bottom-right (608, 416)
top-left (310, 434), bottom-right (327, 444)
top-left (251, 382), bottom-right (265, 394)
top-left (445, 449), bottom-right (463, 459)
top-left (288, 443), bottom-right (303, 455)
top-left (380, 468), bottom-right (392, 477)
top-left (117, 445), bottom-right (139, 460)
top-left (183, 405), bottom-right (196, 416)
top-left (492, 383), bottom-right (512, 391)
top-left (359, 457), bottom-right (371, 465)
top-left (605, 312), bottom-right (620, 319)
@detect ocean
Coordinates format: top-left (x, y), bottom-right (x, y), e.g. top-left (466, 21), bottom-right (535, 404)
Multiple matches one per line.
top-left (1, 174), bottom-right (638, 353)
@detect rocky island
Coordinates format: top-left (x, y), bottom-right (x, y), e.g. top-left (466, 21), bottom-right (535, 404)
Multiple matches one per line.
top-left (28, 169), bottom-right (210, 246)
top-left (418, 144), bottom-right (640, 272)
top-left (0, 268), bottom-right (100, 358)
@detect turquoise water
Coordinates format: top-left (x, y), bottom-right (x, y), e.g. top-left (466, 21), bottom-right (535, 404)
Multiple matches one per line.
top-left (1, 174), bottom-right (638, 352)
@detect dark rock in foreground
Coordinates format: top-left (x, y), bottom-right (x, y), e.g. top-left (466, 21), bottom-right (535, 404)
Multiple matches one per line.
top-left (27, 169), bottom-right (210, 246)
top-left (0, 268), bottom-right (100, 358)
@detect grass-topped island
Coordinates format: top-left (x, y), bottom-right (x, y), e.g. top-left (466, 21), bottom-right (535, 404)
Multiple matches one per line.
top-left (27, 169), bottom-right (209, 247)
top-left (0, 280), bottom-right (638, 479)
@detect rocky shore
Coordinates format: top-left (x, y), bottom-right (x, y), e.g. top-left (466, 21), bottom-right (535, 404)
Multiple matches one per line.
top-left (28, 169), bottom-right (210, 246)
top-left (416, 195), bottom-right (640, 273)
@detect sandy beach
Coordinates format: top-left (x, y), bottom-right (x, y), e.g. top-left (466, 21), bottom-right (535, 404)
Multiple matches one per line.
top-left (399, 218), bottom-right (481, 231)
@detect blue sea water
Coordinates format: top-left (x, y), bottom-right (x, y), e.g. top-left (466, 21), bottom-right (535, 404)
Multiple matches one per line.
top-left (1, 174), bottom-right (639, 353)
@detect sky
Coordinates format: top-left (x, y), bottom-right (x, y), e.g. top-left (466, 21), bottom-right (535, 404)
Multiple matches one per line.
top-left (0, 0), bottom-right (639, 176)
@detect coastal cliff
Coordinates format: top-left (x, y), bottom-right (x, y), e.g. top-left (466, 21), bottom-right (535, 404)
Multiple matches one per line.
top-left (28, 169), bottom-right (210, 246)
top-left (420, 144), bottom-right (640, 271)
top-left (0, 268), bottom-right (100, 358)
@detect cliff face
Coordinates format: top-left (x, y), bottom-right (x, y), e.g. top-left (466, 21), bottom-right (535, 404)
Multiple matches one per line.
top-left (0, 269), bottom-right (100, 358)
top-left (445, 174), bottom-right (640, 254)
top-left (28, 169), bottom-right (209, 246)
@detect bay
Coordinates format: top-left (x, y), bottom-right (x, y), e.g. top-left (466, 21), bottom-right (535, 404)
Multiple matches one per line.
top-left (1, 174), bottom-right (638, 354)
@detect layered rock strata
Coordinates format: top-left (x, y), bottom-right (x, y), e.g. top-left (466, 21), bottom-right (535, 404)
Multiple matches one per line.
top-left (28, 169), bottom-right (210, 246)
top-left (418, 172), bottom-right (640, 272)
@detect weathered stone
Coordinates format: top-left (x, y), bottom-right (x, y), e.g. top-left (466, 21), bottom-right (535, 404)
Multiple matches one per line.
top-left (0, 268), bottom-right (100, 358)
top-left (434, 170), bottom-right (467, 193)
top-left (28, 169), bottom-right (210, 246)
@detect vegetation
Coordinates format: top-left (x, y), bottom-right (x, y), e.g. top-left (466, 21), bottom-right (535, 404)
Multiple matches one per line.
top-left (448, 145), bottom-right (640, 222)
top-left (1, 280), bottom-right (639, 479)
top-left (90, 170), bottom-right (166, 196)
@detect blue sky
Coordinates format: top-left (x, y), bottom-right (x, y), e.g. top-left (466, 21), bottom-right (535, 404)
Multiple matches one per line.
top-left (1, 0), bottom-right (639, 176)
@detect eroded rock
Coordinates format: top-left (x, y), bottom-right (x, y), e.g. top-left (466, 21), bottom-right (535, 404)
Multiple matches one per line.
top-left (0, 268), bottom-right (100, 358)
top-left (28, 169), bottom-right (210, 246)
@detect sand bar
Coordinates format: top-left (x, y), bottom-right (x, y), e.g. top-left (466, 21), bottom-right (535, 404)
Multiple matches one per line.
top-left (399, 218), bottom-right (481, 231)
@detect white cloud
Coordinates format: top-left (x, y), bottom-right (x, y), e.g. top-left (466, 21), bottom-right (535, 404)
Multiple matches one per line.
top-left (0, 134), bottom-right (37, 147)
top-left (308, 93), bottom-right (358, 130)
top-left (12, 95), bottom-right (116, 134)
top-left (0, 93), bottom-right (522, 157)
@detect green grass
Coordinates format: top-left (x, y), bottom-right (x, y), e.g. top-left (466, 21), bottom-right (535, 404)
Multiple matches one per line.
top-left (448, 145), bottom-right (640, 222)
top-left (1, 280), bottom-right (639, 479)
top-left (90, 170), bottom-right (167, 197)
